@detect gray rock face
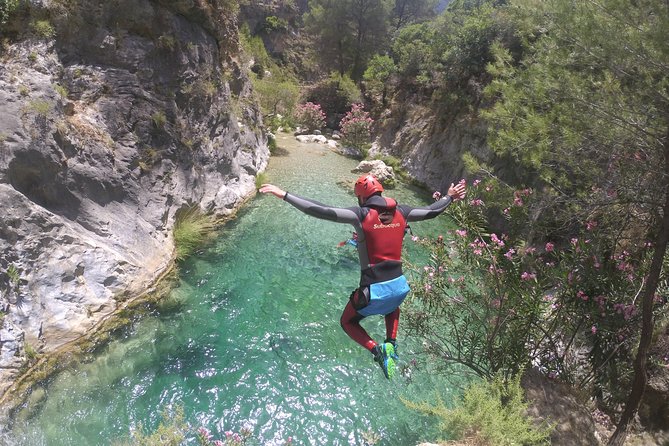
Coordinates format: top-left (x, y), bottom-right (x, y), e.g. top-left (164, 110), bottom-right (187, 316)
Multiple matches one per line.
top-left (373, 104), bottom-right (487, 193)
top-left (0, 0), bottom-right (268, 397)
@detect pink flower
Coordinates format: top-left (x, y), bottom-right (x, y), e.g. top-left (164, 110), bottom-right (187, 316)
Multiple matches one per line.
top-left (198, 427), bottom-right (212, 440)
top-left (577, 290), bottom-right (588, 301)
top-left (504, 249), bottom-right (515, 260)
top-left (490, 233), bottom-right (504, 247)
top-left (411, 235), bottom-right (419, 242)
top-left (470, 198), bottom-right (484, 206)
top-left (473, 179), bottom-right (481, 187)
top-left (432, 191), bottom-right (442, 200)
top-left (473, 248), bottom-right (483, 256)
top-left (545, 242), bottom-right (554, 252)
top-left (455, 229), bottom-right (467, 237)
top-left (586, 220), bottom-right (598, 231)
top-left (570, 238), bottom-right (578, 246)
top-left (513, 196), bottom-right (524, 206)
top-left (520, 271), bottom-right (536, 281)
top-left (591, 325), bottom-right (597, 334)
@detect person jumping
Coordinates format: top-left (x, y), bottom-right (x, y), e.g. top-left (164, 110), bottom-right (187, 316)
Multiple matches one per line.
top-left (259, 174), bottom-right (466, 379)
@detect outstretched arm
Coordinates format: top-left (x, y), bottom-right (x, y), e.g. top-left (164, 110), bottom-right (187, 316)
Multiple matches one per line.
top-left (259, 183), bottom-right (360, 224)
top-left (402, 181), bottom-right (467, 222)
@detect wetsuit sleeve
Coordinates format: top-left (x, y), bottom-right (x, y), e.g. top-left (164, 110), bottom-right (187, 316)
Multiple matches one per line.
top-left (400, 196), bottom-right (454, 222)
top-left (283, 192), bottom-right (361, 224)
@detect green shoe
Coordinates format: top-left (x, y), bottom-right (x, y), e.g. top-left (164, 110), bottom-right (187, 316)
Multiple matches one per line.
top-left (376, 342), bottom-right (396, 379)
top-left (386, 339), bottom-right (399, 361)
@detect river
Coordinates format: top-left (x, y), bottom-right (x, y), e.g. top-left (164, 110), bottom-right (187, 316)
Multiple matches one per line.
top-left (6, 133), bottom-right (463, 445)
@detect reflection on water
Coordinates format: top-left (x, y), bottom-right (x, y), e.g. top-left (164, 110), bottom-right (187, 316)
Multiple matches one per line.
top-left (6, 133), bottom-right (463, 445)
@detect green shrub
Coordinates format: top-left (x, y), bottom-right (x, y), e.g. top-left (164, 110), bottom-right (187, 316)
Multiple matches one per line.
top-left (403, 375), bottom-right (553, 446)
top-left (267, 133), bottom-right (278, 154)
top-left (173, 206), bottom-right (216, 261)
top-left (54, 84), bottom-right (68, 98)
top-left (7, 263), bottom-right (19, 284)
top-left (0, 0), bottom-right (19, 26)
top-left (255, 172), bottom-right (268, 189)
top-left (31, 19), bottom-right (56, 39)
top-left (27, 100), bottom-right (52, 116)
top-left (151, 111), bottom-right (167, 128)
top-left (263, 15), bottom-right (289, 33)
top-left (304, 72), bottom-right (361, 128)
top-left (114, 407), bottom-right (187, 446)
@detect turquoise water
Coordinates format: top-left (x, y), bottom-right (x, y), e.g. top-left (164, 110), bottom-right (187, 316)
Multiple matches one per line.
top-left (7, 134), bottom-right (463, 445)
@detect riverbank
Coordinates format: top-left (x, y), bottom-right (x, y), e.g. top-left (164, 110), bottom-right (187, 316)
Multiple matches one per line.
top-left (0, 190), bottom-right (258, 417)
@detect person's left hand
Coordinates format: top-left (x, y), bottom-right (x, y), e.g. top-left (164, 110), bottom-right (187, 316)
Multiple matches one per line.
top-left (447, 182), bottom-right (466, 201)
top-left (259, 184), bottom-right (286, 199)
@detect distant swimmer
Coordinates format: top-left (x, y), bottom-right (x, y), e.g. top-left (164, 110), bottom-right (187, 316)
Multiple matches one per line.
top-left (259, 174), bottom-right (466, 379)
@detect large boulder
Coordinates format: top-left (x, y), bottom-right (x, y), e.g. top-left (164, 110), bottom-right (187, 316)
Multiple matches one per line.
top-left (352, 159), bottom-right (396, 187)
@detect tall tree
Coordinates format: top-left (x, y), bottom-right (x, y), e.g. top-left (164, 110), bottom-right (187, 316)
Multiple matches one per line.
top-left (305, 0), bottom-right (393, 81)
top-left (484, 0), bottom-right (669, 443)
top-left (391, 0), bottom-right (439, 30)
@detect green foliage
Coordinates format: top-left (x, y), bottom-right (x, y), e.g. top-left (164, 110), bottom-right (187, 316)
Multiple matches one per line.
top-left (363, 54), bottom-right (397, 105)
top-left (403, 375), bottom-right (552, 446)
top-left (27, 100), bottom-right (52, 116)
top-left (239, 24), bottom-right (273, 75)
top-left (263, 15), bottom-right (289, 33)
top-left (6, 263), bottom-right (19, 284)
top-left (24, 342), bottom-right (39, 361)
top-left (304, 72), bottom-right (361, 127)
top-left (255, 172), bottom-right (268, 189)
top-left (406, 177), bottom-right (667, 407)
top-left (157, 34), bottom-right (176, 50)
top-left (305, 0), bottom-right (393, 80)
top-left (173, 206), bottom-right (216, 262)
top-left (114, 407), bottom-right (187, 446)
top-left (0, 0), bottom-right (19, 26)
top-left (391, 22), bottom-right (439, 86)
top-left (266, 133), bottom-right (278, 154)
top-left (31, 19), bottom-right (55, 39)
top-left (53, 84), bottom-right (67, 98)
top-left (151, 111), bottom-right (167, 129)
top-left (253, 77), bottom-right (300, 117)
top-left (391, 0), bottom-right (439, 30)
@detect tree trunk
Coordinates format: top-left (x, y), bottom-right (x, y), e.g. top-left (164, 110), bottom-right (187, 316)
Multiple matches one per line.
top-left (608, 126), bottom-right (669, 446)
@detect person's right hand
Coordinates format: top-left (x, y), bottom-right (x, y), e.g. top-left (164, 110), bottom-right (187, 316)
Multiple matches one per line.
top-left (259, 184), bottom-right (286, 199)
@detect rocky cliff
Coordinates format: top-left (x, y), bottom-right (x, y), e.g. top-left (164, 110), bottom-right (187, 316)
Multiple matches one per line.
top-left (0, 0), bottom-right (268, 399)
top-left (372, 95), bottom-right (488, 193)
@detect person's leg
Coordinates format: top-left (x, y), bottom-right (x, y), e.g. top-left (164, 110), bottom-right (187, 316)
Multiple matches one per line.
top-left (384, 307), bottom-right (400, 344)
top-left (340, 300), bottom-right (377, 352)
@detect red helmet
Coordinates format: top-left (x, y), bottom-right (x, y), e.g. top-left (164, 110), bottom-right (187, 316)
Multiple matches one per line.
top-left (354, 174), bottom-right (384, 199)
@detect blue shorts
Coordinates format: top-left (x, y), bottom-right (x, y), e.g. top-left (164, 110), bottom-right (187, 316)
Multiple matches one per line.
top-left (356, 275), bottom-right (410, 317)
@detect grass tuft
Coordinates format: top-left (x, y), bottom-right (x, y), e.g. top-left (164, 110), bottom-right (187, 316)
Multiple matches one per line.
top-left (173, 206), bottom-right (216, 261)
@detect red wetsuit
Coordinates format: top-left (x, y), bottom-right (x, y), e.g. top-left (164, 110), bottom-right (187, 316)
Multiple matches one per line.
top-left (283, 192), bottom-right (455, 352)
